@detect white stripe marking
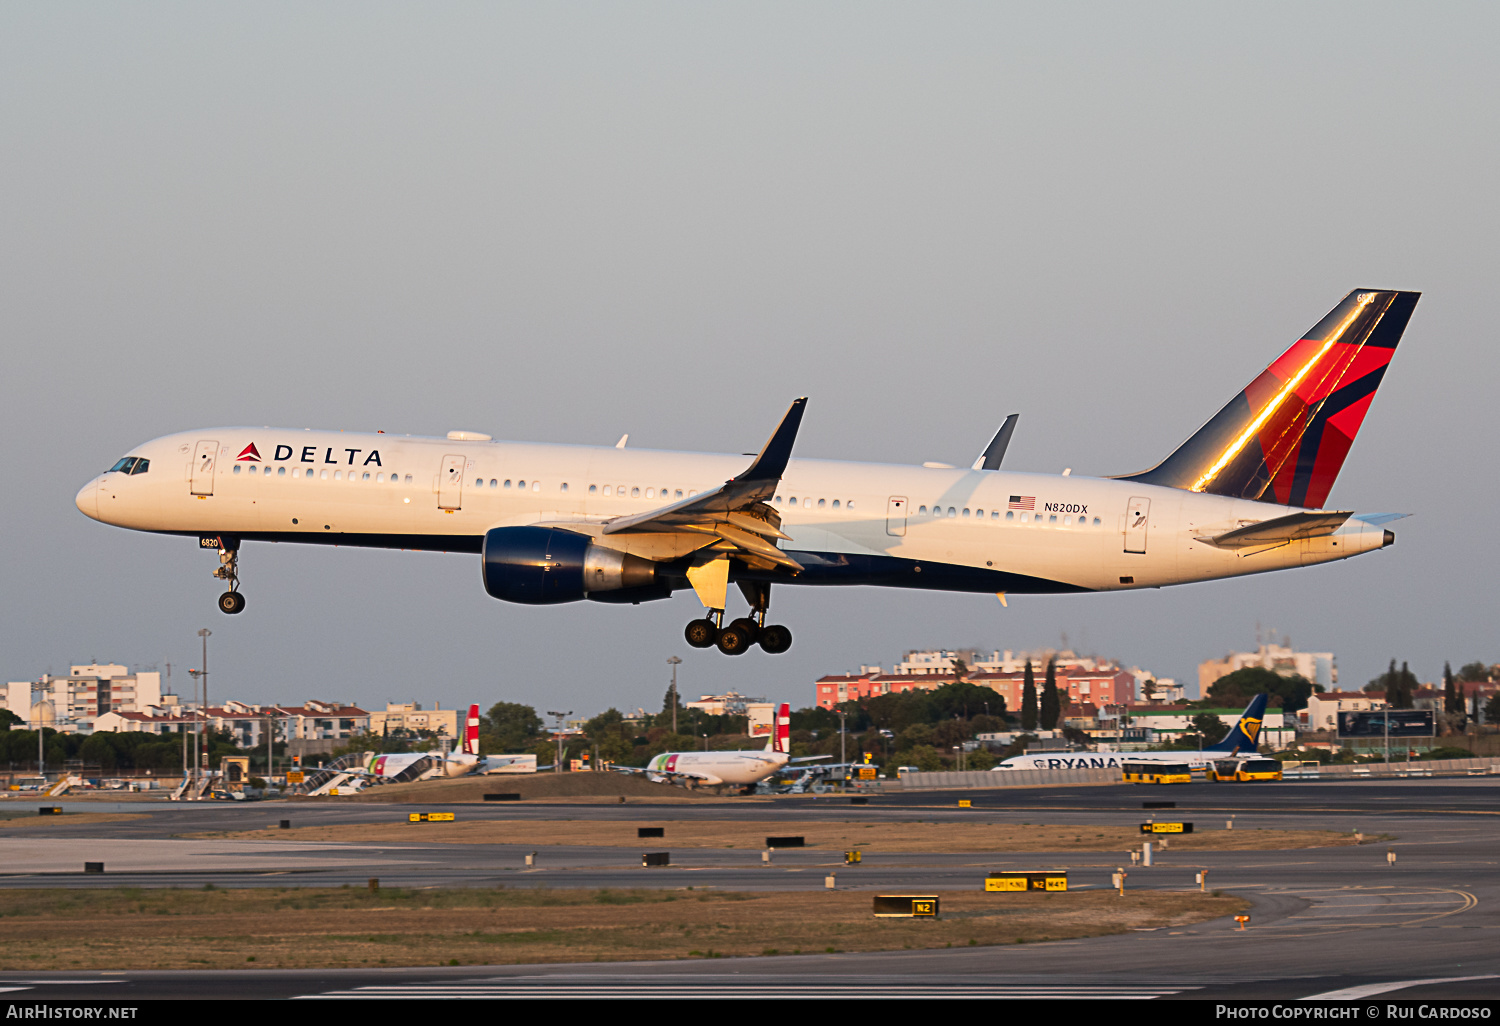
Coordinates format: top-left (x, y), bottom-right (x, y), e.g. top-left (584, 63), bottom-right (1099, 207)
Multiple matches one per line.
top-left (1302, 975), bottom-right (1500, 999)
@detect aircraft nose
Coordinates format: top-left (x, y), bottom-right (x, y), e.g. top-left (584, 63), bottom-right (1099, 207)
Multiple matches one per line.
top-left (75, 478), bottom-right (100, 520)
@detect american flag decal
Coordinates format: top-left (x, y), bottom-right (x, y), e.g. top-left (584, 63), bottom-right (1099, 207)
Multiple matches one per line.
top-left (1008, 495), bottom-right (1035, 511)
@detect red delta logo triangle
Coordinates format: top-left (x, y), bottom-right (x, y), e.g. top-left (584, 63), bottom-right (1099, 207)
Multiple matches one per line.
top-left (236, 443), bottom-right (262, 462)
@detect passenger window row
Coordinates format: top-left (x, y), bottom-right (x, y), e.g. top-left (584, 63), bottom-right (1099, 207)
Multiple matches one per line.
top-left (772, 496), bottom-right (855, 510)
top-left (477, 479), bottom-right (545, 492)
top-left (914, 504), bottom-right (1102, 527)
top-left (587, 485), bottom-right (692, 500)
top-left (231, 465), bottom-right (413, 484)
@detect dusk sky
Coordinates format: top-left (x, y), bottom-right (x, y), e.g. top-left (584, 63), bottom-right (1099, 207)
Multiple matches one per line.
top-left (3, 3), bottom-right (1497, 715)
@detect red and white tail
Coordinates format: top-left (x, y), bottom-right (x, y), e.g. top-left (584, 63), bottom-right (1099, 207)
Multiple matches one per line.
top-left (464, 704), bottom-right (480, 756)
top-left (765, 702), bottom-right (791, 754)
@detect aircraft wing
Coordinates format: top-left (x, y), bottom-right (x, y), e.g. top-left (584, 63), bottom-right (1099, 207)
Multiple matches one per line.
top-left (612, 765), bottom-right (725, 786)
top-left (599, 398), bottom-right (807, 574)
top-left (787, 755), bottom-right (832, 763)
top-left (1198, 510), bottom-right (1353, 550)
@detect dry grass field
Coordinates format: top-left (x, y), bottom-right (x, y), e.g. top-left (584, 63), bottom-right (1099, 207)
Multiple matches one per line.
top-left (198, 818), bottom-right (1364, 853)
top-left (0, 811), bottom-right (146, 828)
top-left (0, 886), bottom-right (1249, 970)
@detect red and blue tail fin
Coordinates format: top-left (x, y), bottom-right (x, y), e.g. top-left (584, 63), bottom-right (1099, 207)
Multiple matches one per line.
top-left (1205, 694), bottom-right (1269, 754)
top-left (464, 704), bottom-right (480, 756)
top-left (763, 703), bottom-right (791, 754)
top-left (1120, 290), bottom-right (1419, 508)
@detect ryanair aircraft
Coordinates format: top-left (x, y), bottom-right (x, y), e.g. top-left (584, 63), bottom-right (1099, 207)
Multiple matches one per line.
top-left (76, 290), bottom-right (1416, 656)
top-left (992, 694), bottom-right (1270, 772)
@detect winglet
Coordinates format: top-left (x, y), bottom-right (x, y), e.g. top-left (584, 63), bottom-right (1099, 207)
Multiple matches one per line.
top-left (973, 413), bottom-right (1019, 471)
top-left (734, 398), bottom-right (807, 484)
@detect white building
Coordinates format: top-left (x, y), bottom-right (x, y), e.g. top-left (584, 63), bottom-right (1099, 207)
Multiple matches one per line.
top-left (1303, 691), bottom-right (1386, 732)
top-left (684, 693), bottom-right (775, 737)
top-left (3, 665), bottom-right (165, 733)
top-left (367, 702), bottom-right (457, 740)
top-left (1125, 706), bottom-right (1293, 749)
top-left (94, 699), bottom-right (369, 748)
top-left (1199, 643), bottom-right (1337, 692)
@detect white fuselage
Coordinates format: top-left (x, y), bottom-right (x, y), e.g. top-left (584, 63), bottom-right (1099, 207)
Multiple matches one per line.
top-left (997, 749), bottom-right (1222, 772)
top-left (645, 748), bottom-right (789, 787)
top-left (75, 427), bottom-right (1392, 594)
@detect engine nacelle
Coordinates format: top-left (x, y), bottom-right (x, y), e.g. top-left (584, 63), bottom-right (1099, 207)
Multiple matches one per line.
top-left (481, 526), bottom-right (666, 605)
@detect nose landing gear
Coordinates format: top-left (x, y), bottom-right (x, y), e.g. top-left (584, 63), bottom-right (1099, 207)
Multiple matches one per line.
top-left (212, 543), bottom-right (246, 615)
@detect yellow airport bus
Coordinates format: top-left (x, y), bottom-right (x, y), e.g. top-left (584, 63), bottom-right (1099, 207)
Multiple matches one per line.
top-left (1206, 758), bottom-right (1283, 782)
top-left (1121, 761), bottom-right (1192, 784)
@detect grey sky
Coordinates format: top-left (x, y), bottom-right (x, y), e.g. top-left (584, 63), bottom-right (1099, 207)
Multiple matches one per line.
top-left (3, 3), bottom-right (1496, 714)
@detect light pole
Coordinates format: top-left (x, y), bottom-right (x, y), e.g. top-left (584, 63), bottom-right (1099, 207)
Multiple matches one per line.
top-left (187, 669), bottom-right (203, 789)
top-left (547, 710), bottom-right (572, 773)
top-left (667, 656), bottom-right (681, 735)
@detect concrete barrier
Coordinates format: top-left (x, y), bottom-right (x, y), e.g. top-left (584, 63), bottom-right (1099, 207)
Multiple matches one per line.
top-left (900, 767), bottom-right (1118, 789)
top-left (1315, 756), bottom-right (1500, 777)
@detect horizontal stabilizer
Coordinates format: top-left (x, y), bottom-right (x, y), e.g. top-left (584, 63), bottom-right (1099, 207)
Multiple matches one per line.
top-left (1199, 510), bottom-right (1352, 549)
top-left (1352, 512), bottom-right (1410, 527)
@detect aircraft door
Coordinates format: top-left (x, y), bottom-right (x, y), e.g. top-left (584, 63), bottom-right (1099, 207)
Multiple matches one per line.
top-left (886, 496), bottom-right (908, 537)
top-left (191, 440), bottom-right (219, 496)
top-left (438, 454), bottom-right (466, 510)
top-left (1124, 497), bottom-right (1150, 554)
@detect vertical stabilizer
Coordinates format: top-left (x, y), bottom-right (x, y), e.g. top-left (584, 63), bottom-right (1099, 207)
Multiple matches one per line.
top-left (464, 704), bottom-right (480, 756)
top-left (1205, 694), bottom-right (1269, 754)
top-left (1119, 290), bottom-right (1419, 508)
top-left (765, 702), bottom-right (791, 753)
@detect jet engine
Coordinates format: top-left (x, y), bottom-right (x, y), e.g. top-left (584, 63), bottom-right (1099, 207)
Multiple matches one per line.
top-left (481, 526), bottom-right (670, 604)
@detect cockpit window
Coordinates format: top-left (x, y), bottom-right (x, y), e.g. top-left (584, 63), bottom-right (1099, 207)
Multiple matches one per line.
top-left (130, 459), bottom-right (149, 475)
top-left (108, 457), bottom-right (138, 474)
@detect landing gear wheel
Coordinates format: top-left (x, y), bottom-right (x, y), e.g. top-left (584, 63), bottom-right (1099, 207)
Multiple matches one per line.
top-left (217, 591), bottom-right (246, 615)
top-left (684, 618), bottom-right (718, 648)
top-left (758, 624), bottom-right (792, 654)
top-left (716, 622), bottom-right (753, 655)
top-left (727, 617), bottom-right (760, 644)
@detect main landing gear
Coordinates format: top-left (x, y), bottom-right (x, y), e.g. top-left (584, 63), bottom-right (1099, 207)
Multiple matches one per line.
top-left (684, 581), bottom-right (792, 655)
top-left (213, 543), bottom-right (246, 615)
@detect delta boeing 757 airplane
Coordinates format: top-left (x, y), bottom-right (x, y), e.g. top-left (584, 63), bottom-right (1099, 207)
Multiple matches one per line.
top-left (76, 289), bottom-right (1417, 656)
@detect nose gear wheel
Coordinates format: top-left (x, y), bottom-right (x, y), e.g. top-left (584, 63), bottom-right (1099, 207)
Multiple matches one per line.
top-left (212, 544), bottom-right (245, 614)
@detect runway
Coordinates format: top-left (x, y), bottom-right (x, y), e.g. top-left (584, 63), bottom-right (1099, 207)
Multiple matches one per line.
top-left (1, 778), bottom-right (1497, 999)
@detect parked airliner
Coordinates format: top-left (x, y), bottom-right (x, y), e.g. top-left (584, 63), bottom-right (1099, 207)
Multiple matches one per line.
top-left (620, 703), bottom-right (827, 791)
top-left (76, 289), bottom-right (1417, 655)
top-left (992, 694), bottom-right (1269, 772)
top-left (364, 704), bottom-right (535, 780)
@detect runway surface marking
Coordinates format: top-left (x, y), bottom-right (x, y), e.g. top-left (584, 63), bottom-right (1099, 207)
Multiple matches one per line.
top-left (1253, 887), bottom-right (1476, 936)
top-left (1302, 975), bottom-right (1500, 999)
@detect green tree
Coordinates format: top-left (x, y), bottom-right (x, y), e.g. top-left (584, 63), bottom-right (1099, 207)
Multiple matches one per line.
top-left (927, 681), bottom-right (1005, 722)
top-left (480, 702), bottom-right (543, 752)
top-left (1040, 657), bottom-right (1060, 730)
top-left (1444, 662), bottom-right (1461, 715)
top-left (790, 706), bottom-right (841, 733)
top-left (1191, 713), bottom-right (1227, 744)
top-left (1457, 662), bottom-right (1493, 683)
top-left (1485, 693), bottom-right (1500, 724)
top-left (1207, 666), bottom-right (1318, 713)
top-left (0, 708), bottom-right (21, 729)
top-left (1021, 659), bottom-right (1038, 731)
top-left (653, 687), bottom-right (689, 730)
